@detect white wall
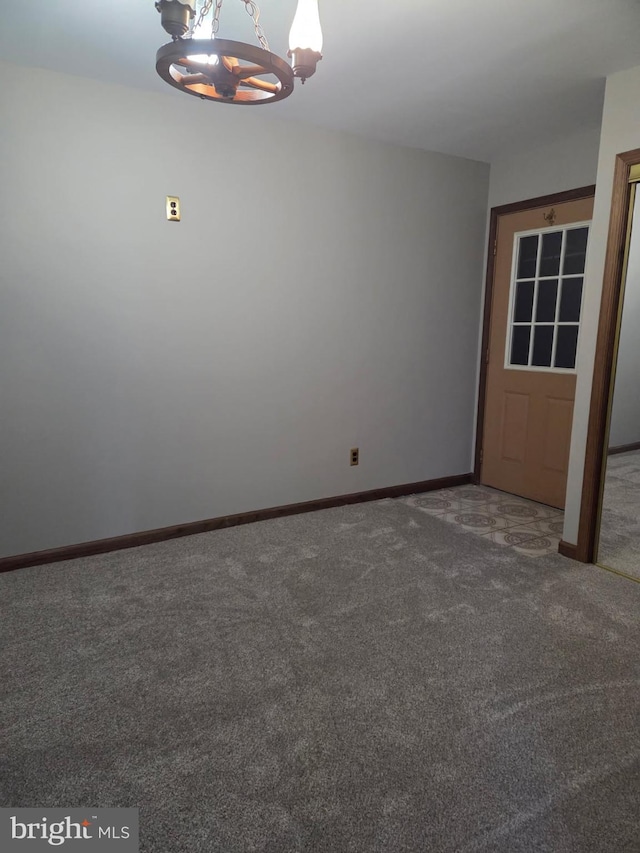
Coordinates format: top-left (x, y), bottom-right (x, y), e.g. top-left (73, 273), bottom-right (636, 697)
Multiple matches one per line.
top-left (564, 64), bottom-right (640, 544)
top-left (0, 61), bottom-right (489, 558)
top-left (488, 127), bottom-right (601, 209)
top-left (609, 190), bottom-right (640, 449)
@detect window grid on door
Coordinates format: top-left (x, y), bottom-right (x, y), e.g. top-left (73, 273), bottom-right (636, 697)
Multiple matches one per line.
top-left (506, 223), bottom-right (589, 372)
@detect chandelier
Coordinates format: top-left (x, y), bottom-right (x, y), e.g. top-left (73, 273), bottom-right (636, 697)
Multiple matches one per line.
top-left (155, 0), bottom-right (323, 104)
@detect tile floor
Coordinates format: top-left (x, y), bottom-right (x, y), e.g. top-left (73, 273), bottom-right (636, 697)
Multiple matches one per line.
top-left (402, 484), bottom-right (564, 557)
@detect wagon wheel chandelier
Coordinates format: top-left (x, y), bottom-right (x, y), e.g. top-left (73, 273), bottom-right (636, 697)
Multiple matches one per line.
top-left (155, 0), bottom-right (323, 105)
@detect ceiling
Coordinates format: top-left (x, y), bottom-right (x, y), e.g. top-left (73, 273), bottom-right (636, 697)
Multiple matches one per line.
top-left (1, 0), bottom-right (639, 162)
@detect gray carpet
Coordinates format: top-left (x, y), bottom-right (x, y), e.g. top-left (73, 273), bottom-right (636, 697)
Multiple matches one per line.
top-left (599, 449), bottom-right (640, 578)
top-left (1, 498), bottom-right (640, 852)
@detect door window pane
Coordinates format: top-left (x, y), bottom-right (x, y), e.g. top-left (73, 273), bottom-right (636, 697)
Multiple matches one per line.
top-left (563, 227), bottom-right (589, 275)
top-left (559, 278), bottom-right (583, 322)
top-left (514, 280), bottom-right (535, 322)
top-left (536, 279), bottom-right (558, 322)
top-left (555, 325), bottom-right (579, 369)
top-left (532, 326), bottom-right (554, 367)
top-left (511, 326), bottom-right (531, 366)
top-left (517, 235), bottom-right (538, 279)
top-left (539, 231), bottom-right (562, 277)
top-left (507, 223), bottom-right (588, 371)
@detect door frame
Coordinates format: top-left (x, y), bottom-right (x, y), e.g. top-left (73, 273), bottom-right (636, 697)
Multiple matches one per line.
top-left (473, 185), bottom-right (597, 486)
top-left (574, 148), bottom-right (640, 563)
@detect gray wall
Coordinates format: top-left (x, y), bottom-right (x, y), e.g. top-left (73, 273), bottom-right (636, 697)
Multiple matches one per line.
top-left (488, 127), bottom-right (601, 209)
top-left (0, 61), bottom-right (489, 558)
top-left (609, 191), bottom-right (640, 449)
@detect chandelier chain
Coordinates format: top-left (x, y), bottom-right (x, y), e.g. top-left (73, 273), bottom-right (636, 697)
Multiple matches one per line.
top-left (242, 0), bottom-right (270, 52)
top-left (211, 0), bottom-right (224, 37)
top-left (191, 0), bottom-right (213, 36)
top-left (191, 0), bottom-right (223, 38)
top-left (189, 0), bottom-right (268, 50)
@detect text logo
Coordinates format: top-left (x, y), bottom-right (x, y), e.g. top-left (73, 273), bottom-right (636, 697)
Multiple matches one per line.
top-left (2, 809), bottom-right (138, 852)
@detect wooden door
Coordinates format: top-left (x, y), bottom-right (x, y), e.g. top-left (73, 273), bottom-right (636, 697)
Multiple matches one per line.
top-left (481, 196), bottom-right (594, 508)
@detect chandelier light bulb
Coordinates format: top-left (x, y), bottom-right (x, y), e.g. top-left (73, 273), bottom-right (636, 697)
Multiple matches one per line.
top-left (189, 19), bottom-right (219, 65)
top-left (288, 0), bottom-right (323, 54)
top-left (288, 0), bottom-right (323, 81)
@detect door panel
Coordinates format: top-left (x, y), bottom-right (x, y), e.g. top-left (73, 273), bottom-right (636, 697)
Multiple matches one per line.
top-left (541, 397), bottom-right (573, 473)
top-left (481, 197), bottom-right (593, 508)
top-left (501, 392), bottom-right (529, 463)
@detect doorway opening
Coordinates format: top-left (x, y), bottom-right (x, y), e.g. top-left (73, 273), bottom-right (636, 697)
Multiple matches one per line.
top-left (575, 148), bottom-right (640, 573)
